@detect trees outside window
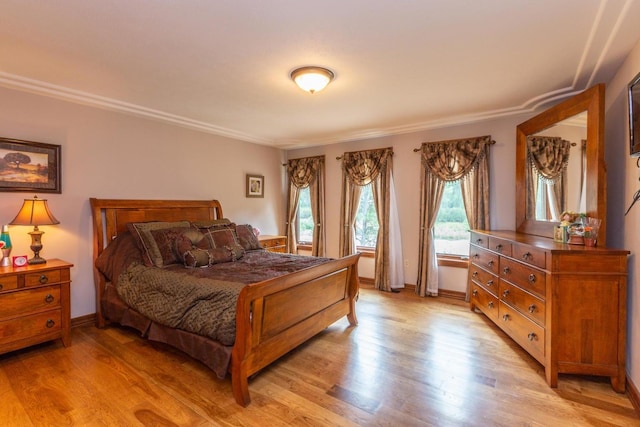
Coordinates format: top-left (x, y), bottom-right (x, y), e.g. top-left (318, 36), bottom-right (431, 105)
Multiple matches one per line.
top-left (434, 181), bottom-right (470, 256)
top-left (297, 186), bottom-right (314, 244)
top-left (354, 184), bottom-right (379, 248)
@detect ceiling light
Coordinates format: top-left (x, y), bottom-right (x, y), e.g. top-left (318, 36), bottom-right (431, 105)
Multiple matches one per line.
top-left (290, 66), bottom-right (335, 94)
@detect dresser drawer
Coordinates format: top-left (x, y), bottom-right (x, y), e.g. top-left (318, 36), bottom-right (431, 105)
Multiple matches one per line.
top-left (470, 232), bottom-right (488, 248)
top-left (498, 302), bottom-right (545, 363)
top-left (469, 246), bottom-right (499, 275)
top-left (0, 275), bottom-right (18, 292)
top-left (512, 244), bottom-right (546, 269)
top-left (260, 237), bottom-right (285, 249)
top-left (488, 236), bottom-right (512, 257)
top-left (469, 265), bottom-right (498, 296)
top-left (0, 286), bottom-right (61, 319)
top-left (24, 269), bottom-right (62, 287)
top-left (500, 258), bottom-right (546, 299)
top-left (0, 309), bottom-right (62, 345)
top-left (499, 280), bottom-right (545, 326)
top-left (470, 283), bottom-right (499, 323)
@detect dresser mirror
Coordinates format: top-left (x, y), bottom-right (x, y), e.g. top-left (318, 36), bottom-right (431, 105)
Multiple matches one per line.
top-left (515, 84), bottom-right (606, 241)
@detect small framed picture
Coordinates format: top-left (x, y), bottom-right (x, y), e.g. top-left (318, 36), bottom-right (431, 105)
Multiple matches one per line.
top-left (246, 174), bottom-right (264, 198)
top-left (0, 137), bottom-right (61, 193)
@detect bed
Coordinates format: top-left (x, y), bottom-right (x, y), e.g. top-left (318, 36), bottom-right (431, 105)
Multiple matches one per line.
top-left (89, 198), bottom-right (361, 406)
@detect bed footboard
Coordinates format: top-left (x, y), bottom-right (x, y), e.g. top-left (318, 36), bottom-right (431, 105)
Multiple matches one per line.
top-left (231, 253), bottom-right (361, 406)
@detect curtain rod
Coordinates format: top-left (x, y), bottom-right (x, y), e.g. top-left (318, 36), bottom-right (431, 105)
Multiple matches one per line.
top-left (412, 136), bottom-right (496, 152)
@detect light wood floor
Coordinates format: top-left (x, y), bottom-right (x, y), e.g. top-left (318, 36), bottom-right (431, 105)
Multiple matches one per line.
top-left (1, 288), bottom-right (638, 426)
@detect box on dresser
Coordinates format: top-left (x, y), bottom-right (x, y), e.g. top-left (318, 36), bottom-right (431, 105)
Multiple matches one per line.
top-left (468, 230), bottom-right (629, 392)
top-left (0, 259), bottom-right (73, 354)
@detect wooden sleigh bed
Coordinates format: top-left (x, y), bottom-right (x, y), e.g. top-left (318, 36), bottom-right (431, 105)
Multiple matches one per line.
top-left (90, 198), bottom-right (360, 406)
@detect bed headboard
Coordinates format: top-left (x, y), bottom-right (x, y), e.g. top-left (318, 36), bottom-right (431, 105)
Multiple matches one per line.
top-left (90, 198), bottom-right (224, 259)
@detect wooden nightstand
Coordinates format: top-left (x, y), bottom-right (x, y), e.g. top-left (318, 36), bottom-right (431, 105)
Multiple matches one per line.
top-left (0, 259), bottom-right (73, 354)
top-left (258, 235), bottom-right (287, 253)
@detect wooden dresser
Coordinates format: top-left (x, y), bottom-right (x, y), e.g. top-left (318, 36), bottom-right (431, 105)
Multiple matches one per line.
top-left (258, 235), bottom-right (287, 253)
top-left (0, 259), bottom-right (73, 354)
top-left (468, 230), bottom-right (629, 391)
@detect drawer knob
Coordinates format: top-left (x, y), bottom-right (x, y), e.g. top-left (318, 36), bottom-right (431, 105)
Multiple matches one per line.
top-left (522, 252), bottom-right (532, 261)
top-left (488, 301), bottom-right (494, 308)
top-left (528, 304), bottom-right (536, 313)
top-left (502, 314), bottom-right (510, 321)
top-left (472, 289), bottom-right (478, 297)
top-left (473, 253), bottom-right (479, 259)
top-left (0, 283), bottom-right (3, 291)
top-left (46, 319), bottom-right (55, 328)
top-left (486, 279), bottom-right (494, 286)
top-left (495, 244), bottom-right (503, 252)
top-left (39, 274), bottom-right (49, 284)
top-left (472, 271), bottom-right (478, 278)
top-left (527, 332), bottom-right (538, 341)
top-left (502, 289), bottom-right (510, 298)
top-left (45, 294), bottom-right (55, 303)
top-left (476, 238), bottom-right (483, 244)
top-left (487, 260), bottom-right (494, 267)
top-left (503, 267), bottom-right (510, 274)
top-left (528, 274), bottom-right (536, 283)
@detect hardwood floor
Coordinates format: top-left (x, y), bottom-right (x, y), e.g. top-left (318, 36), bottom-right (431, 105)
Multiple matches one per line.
top-left (1, 287), bottom-right (638, 426)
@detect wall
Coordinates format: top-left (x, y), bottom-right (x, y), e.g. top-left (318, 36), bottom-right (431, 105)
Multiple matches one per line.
top-left (0, 86), bottom-right (286, 318)
top-left (286, 113), bottom-right (532, 290)
top-left (605, 37), bottom-right (640, 394)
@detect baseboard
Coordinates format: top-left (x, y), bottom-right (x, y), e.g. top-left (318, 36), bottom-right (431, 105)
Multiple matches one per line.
top-left (71, 313), bottom-right (96, 328)
top-left (358, 277), bottom-right (466, 301)
top-left (628, 376), bottom-right (640, 416)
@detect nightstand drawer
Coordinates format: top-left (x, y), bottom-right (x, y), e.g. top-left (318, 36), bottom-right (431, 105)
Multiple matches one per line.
top-left (0, 285), bottom-right (61, 318)
top-left (24, 269), bottom-right (62, 287)
top-left (0, 275), bottom-right (18, 292)
top-left (0, 309), bottom-right (62, 345)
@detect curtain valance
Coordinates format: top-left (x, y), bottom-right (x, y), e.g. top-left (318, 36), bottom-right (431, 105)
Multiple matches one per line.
top-left (420, 135), bottom-right (492, 182)
top-left (342, 148), bottom-right (393, 186)
top-left (287, 156), bottom-right (324, 188)
top-left (526, 136), bottom-right (571, 183)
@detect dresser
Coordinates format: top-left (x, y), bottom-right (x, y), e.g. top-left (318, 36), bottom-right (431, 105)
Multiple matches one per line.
top-left (0, 259), bottom-right (73, 354)
top-left (468, 230), bottom-right (629, 391)
top-left (258, 235), bottom-right (287, 253)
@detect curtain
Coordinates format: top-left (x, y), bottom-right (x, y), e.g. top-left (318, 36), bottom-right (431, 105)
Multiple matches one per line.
top-left (286, 156), bottom-right (325, 255)
top-left (339, 147), bottom-right (400, 292)
top-left (416, 135), bottom-right (492, 297)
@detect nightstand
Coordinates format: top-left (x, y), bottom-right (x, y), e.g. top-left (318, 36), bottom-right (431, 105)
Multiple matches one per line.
top-left (258, 235), bottom-right (287, 253)
top-left (0, 259), bottom-right (73, 354)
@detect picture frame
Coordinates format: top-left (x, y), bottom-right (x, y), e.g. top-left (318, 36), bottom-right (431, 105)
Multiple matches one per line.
top-left (246, 174), bottom-right (264, 198)
top-left (628, 71), bottom-right (640, 157)
top-left (0, 137), bottom-right (61, 193)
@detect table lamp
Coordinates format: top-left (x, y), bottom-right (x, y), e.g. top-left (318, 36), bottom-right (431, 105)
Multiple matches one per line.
top-left (10, 195), bottom-right (60, 265)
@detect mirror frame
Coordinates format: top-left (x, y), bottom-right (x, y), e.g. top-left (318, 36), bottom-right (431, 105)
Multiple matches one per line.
top-left (515, 84), bottom-right (606, 241)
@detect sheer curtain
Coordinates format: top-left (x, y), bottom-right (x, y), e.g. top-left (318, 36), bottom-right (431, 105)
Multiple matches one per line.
top-left (339, 147), bottom-right (403, 291)
top-left (286, 156), bottom-right (326, 256)
top-left (416, 136), bottom-right (492, 297)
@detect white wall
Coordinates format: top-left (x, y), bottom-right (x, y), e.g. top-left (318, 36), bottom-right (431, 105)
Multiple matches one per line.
top-left (605, 37), bottom-right (640, 392)
top-left (0, 86), bottom-right (286, 318)
top-left (287, 113), bottom-right (531, 288)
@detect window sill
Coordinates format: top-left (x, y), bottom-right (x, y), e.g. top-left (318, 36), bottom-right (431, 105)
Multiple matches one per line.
top-left (437, 254), bottom-right (469, 268)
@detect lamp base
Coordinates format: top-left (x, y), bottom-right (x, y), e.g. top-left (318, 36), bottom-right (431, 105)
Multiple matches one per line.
top-left (28, 255), bottom-right (47, 265)
top-left (28, 227), bottom-right (47, 265)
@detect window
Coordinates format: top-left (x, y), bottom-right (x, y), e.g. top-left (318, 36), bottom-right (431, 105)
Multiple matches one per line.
top-left (296, 186), bottom-right (314, 244)
top-left (434, 181), bottom-right (470, 256)
top-left (354, 183), bottom-right (379, 249)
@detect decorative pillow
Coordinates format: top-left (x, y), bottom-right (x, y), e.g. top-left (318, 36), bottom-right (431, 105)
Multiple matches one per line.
top-left (235, 224), bottom-right (263, 251)
top-left (183, 247), bottom-right (240, 268)
top-left (191, 218), bottom-right (232, 231)
top-left (127, 221), bottom-right (191, 267)
top-left (205, 227), bottom-right (245, 260)
top-left (175, 229), bottom-right (242, 267)
top-left (149, 226), bottom-right (194, 267)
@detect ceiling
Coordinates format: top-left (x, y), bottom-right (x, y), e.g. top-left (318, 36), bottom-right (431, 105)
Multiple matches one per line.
top-left (1, 1), bottom-right (640, 149)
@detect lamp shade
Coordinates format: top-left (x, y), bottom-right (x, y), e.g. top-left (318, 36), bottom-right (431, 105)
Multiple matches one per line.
top-left (290, 66), bottom-right (334, 94)
top-left (10, 196), bottom-right (60, 226)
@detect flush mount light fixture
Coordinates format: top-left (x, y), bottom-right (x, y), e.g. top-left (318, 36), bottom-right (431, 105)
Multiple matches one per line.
top-left (290, 66), bottom-right (335, 94)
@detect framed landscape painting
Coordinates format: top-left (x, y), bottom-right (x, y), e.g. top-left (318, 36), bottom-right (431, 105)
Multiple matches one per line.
top-left (0, 137), bottom-right (61, 193)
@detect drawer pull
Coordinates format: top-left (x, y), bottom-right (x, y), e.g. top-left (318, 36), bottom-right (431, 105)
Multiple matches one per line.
top-left (473, 253), bottom-right (479, 259)
top-left (502, 314), bottom-right (510, 321)
top-left (528, 304), bottom-right (536, 313)
top-left (527, 332), bottom-right (538, 341)
top-left (39, 274), bottom-right (49, 284)
top-left (528, 274), bottom-right (536, 283)
top-left (488, 301), bottom-right (494, 308)
top-left (0, 283), bottom-right (3, 291)
top-left (472, 271), bottom-right (478, 278)
top-left (495, 244), bottom-right (503, 252)
top-left (45, 294), bottom-right (55, 303)
top-left (487, 260), bottom-right (494, 267)
top-left (46, 319), bottom-right (55, 328)
top-left (502, 289), bottom-right (510, 298)
top-left (472, 289), bottom-right (478, 297)
top-left (476, 238), bottom-right (483, 245)
top-left (503, 267), bottom-right (510, 274)
top-left (486, 279), bottom-right (494, 286)
top-left (522, 252), bottom-right (532, 261)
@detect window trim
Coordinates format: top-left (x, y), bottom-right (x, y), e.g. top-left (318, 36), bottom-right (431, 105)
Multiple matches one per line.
top-left (437, 254), bottom-right (469, 268)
